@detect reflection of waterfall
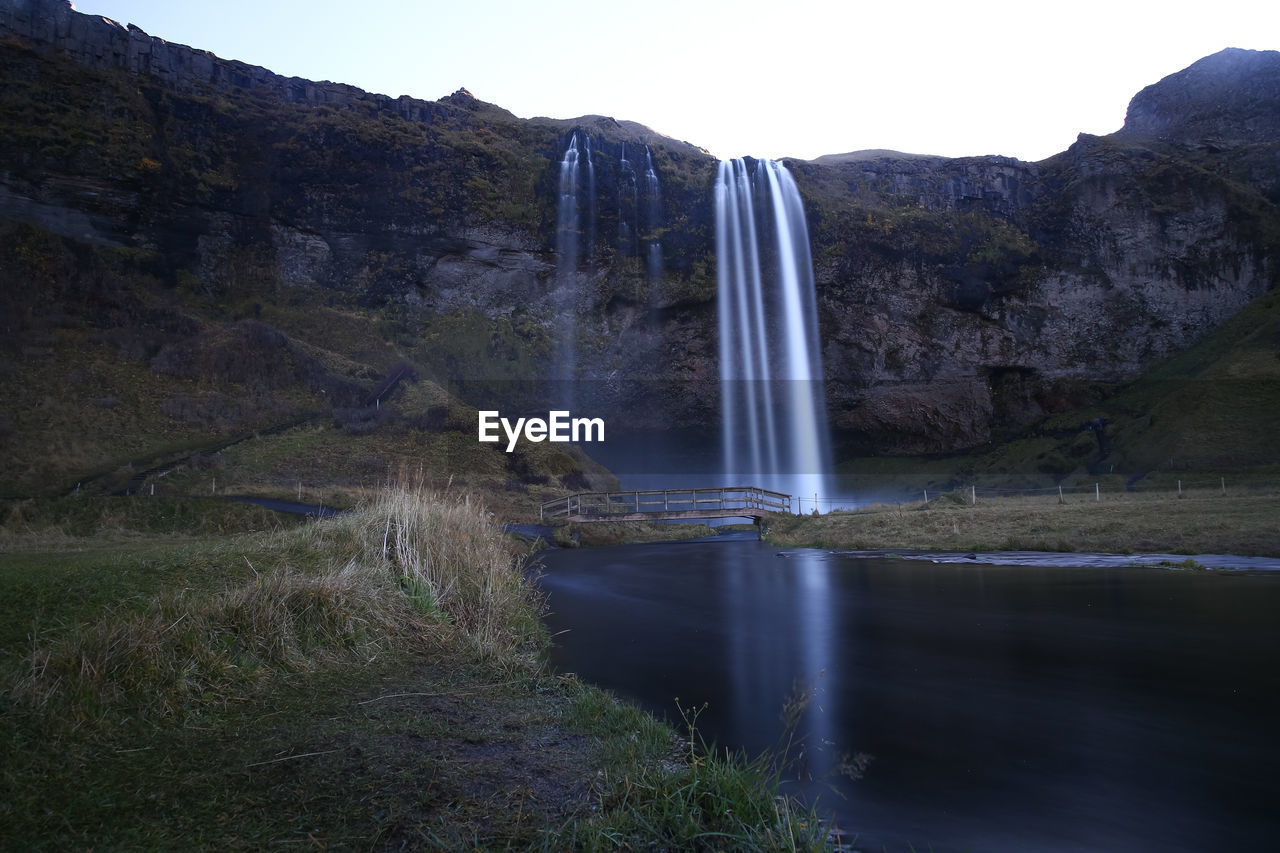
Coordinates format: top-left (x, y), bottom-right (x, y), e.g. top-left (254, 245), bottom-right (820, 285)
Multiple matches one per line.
top-left (555, 133), bottom-right (583, 394)
top-left (643, 146), bottom-right (663, 286)
top-left (726, 549), bottom-right (837, 797)
top-left (715, 158), bottom-right (831, 507)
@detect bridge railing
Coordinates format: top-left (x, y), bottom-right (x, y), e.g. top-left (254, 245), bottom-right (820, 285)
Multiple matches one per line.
top-left (541, 486), bottom-right (792, 521)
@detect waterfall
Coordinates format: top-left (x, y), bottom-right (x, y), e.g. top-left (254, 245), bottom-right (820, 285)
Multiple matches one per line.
top-left (585, 134), bottom-right (596, 261)
top-left (556, 133), bottom-right (581, 270)
top-left (643, 146), bottom-right (663, 285)
top-left (716, 158), bottom-right (831, 509)
top-left (618, 141), bottom-right (638, 258)
top-left (555, 133), bottom-right (583, 395)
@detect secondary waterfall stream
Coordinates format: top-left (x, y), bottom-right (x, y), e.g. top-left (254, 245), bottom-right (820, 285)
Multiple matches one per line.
top-left (618, 141), bottom-right (638, 259)
top-left (716, 158), bottom-right (832, 507)
top-left (555, 132), bottom-right (584, 394)
top-left (643, 146), bottom-right (663, 289)
top-left (555, 134), bottom-right (666, 407)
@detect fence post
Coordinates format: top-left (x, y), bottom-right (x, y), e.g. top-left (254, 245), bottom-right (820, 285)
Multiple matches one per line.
top-left (923, 488), bottom-right (928, 504)
top-left (1222, 477), bottom-right (1226, 494)
top-left (1058, 485), bottom-right (1064, 504)
top-left (971, 484), bottom-right (976, 505)
top-left (1095, 483), bottom-right (1100, 502)
top-left (1178, 480), bottom-right (1182, 496)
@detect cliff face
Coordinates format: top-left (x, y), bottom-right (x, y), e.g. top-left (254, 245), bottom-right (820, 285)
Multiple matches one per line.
top-left (2, 0), bottom-right (1277, 462)
top-left (803, 114), bottom-right (1278, 452)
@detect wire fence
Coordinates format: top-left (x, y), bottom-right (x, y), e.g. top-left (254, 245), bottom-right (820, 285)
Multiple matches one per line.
top-left (793, 475), bottom-right (1280, 515)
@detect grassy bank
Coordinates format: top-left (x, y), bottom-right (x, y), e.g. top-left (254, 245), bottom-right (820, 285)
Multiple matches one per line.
top-left (0, 484), bottom-right (838, 850)
top-left (766, 488), bottom-right (1280, 556)
top-left (553, 520), bottom-right (719, 548)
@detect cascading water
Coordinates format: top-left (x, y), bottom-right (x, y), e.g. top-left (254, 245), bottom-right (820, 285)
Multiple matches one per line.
top-left (618, 141), bottom-right (639, 258)
top-left (555, 133), bottom-right (584, 396)
top-left (556, 133), bottom-right (581, 270)
top-left (643, 146), bottom-right (663, 286)
top-left (585, 134), bottom-right (596, 262)
top-left (716, 158), bottom-right (831, 509)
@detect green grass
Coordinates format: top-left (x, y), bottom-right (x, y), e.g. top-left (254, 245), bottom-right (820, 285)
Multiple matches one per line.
top-left (0, 482), bottom-right (837, 851)
top-left (767, 488), bottom-right (1280, 556)
top-left (554, 520), bottom-right (719, 548)
top-left (0, 495), bottom-right (302, 542)
top-left (0, 541), bottom-right (253, 653)
top-left (0, 330), bottom-right (215, 497)
top-left (0, 498), bottom-right (305, 654)
top-left (555, 690), bottom-right (840, 851)
top-left (1097, 288), bottom-right (1280, 473)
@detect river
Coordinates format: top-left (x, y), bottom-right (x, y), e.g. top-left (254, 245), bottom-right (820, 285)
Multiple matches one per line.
top-left (536, 536), bottom-right (1280, 852)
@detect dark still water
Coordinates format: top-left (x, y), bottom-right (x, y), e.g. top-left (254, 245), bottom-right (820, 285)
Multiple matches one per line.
top-left (536, 538), bottom-right (1280, 852)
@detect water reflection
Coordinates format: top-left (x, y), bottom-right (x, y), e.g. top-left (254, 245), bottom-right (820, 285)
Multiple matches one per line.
top-left (537, 540), bottom-right (1280, 852)
top-left (721, 547), bottom-right (837, 783)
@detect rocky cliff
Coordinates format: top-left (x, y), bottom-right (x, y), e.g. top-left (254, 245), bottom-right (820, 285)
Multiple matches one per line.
top-left (2, 0), bottom-right (1277, 475)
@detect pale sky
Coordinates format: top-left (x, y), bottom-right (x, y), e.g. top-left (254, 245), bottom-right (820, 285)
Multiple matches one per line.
top-left (70, 0), bottom-right (1278, 162)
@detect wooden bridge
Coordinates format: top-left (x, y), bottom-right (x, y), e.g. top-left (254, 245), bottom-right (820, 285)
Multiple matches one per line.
top-left (540, 486), bottom-right (792, 523)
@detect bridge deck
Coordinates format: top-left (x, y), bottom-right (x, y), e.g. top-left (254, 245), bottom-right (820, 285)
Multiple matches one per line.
top-left (540, 486), bottom-right (791, 523)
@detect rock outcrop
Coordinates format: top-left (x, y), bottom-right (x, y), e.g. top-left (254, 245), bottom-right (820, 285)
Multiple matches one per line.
top-left (1119, 48), bottom-right (1280, 149)
top-left (1, 0), bottom-right (1277, 457)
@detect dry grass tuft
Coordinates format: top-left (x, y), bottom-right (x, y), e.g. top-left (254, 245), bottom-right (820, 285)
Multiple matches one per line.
top-left (347, 472), bottom-right (545, 663)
